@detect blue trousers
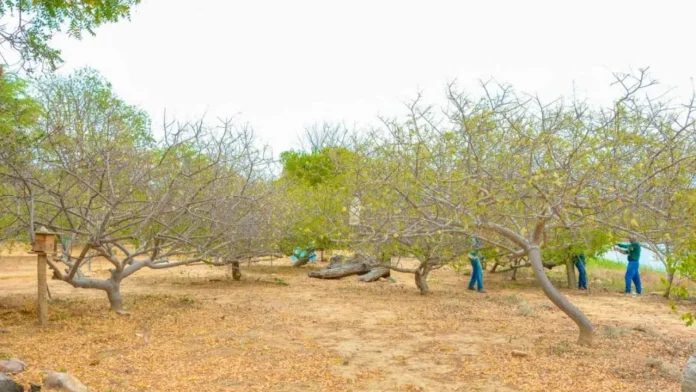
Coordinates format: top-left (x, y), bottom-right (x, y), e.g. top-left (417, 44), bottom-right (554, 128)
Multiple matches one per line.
top-left (468, 259), bottom-right (484, 291)
top-left (575, 261), bottom-right (587, 289)
top-left (625, 261), bottom-right (642, 294)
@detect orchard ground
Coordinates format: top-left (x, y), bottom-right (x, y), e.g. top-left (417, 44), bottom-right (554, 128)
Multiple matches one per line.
top-left (1, 250), bottom-right (695, 392)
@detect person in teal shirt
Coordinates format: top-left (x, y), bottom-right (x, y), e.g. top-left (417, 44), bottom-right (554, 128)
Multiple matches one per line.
top-left (467, 237), bottom-right (486, 293)
top-left (617, 236), bottom-right (641, 294)
top-left (572, 252), bottom-right (588, 290)
top-left (290, 246), bottom-right (317, 264)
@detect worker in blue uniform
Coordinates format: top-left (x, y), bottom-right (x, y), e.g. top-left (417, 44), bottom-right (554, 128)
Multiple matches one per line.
top-left (617, 236), bottom-right (642, 295)
top-left (572, 252), bottom-right (588, 290)
top-left (468, 237), bottom-right (485, 293)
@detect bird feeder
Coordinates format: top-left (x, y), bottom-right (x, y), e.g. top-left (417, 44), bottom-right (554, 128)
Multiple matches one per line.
top-left (32, 226), bottom-right (56, 254)
top-left (349, 196), bottom-right (362, 227)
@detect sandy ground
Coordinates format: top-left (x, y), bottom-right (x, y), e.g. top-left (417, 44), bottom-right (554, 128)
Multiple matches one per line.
top-left (1, 254), bottom-right (694, 392)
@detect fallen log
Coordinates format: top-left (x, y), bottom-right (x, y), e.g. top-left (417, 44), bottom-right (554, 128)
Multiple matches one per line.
top-left (358, 267), bottom-right (390, 282)
top-left (308, 262), bottom-right (372, 279)
top-left (308, 253), bottom-right (386, 280)
top-left (328, 254), bottom-right (346, 268)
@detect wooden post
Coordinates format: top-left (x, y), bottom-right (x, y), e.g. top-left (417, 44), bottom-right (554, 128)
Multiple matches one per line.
top-left (37, 253), bottom-right (48, 326)
top-left (31, 226), bottom-right (56, 327)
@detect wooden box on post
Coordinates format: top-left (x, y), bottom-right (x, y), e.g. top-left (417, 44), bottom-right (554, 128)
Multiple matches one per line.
top-left (31, 227), bottom-right (56, 255)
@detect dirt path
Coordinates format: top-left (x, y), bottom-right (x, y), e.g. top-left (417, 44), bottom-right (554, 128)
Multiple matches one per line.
top-left (1, 256), bottom-right (694, 391)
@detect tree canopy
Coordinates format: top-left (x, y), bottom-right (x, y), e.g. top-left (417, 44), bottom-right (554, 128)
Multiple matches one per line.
top-left (0, 0), bottom-right (141, 70)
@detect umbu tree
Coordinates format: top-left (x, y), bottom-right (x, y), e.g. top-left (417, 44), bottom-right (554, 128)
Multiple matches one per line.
top-left (278, 148), bottom-right (335, 265)
top-left (279, 135), bottom-right (358, 266)
top-left (338, 70), bottom-right (695, 346)
top-left (208, 205), bottom-right (284, 281)
top-left (200, 143), bottom-right (282, 281)
top-left (0, 69), bottom-right (270, 311)
top-left (337, 158), bottom-right (471, 294)
top-left (388, 232), bottom-right (469, 295)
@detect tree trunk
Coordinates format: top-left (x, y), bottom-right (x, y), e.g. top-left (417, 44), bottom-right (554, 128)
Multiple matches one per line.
top-left (566, 258), bottom-right (577, 289)
top-left (415, 265), bottom-right (431, 295)
top-left (358, 267), bottom-right (390, 282)
top-left (528, 247), bottom-right (594, 346)
top-left (511, 258), bottom-right (519, 281)
top-left (106, 283), bottom-right (123, 312)
top-left (663, 270), bottom-right (675, 298)
top-left (37, 253), bottom-right (48, 326)
top-left (231, 261), bottom-right (242, 281)
top-left (320, 249), bottom-right (324, 262)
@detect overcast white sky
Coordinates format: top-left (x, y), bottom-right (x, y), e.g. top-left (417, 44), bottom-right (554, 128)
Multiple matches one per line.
top-left (49, 0), bottom-right (696, 155)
